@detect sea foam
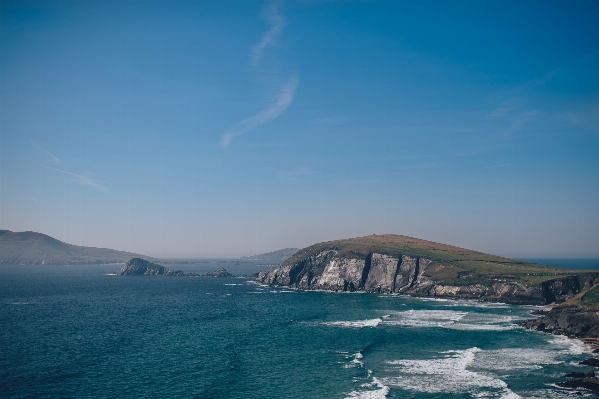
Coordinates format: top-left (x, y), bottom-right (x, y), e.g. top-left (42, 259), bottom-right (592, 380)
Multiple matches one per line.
top-left (323, 318), bottom-right (383, 328)
top-left (382, 348), bottom-right (519, 397)
top-left (345, 377), bottom-right (390, 399)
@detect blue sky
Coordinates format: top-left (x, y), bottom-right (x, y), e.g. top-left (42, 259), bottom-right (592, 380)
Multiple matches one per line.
top-left (1, 0), bottom-right (598, 258)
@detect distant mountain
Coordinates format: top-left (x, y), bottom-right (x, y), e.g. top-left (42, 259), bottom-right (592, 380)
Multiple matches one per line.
top-left (0, 230), bottom-right (157, 265)
top-left (241, 248), bottom-right (299, 263)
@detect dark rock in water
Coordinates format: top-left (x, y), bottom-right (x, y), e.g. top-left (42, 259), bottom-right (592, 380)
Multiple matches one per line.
top-left (557, 376), bottom-right (599, 393)
top-left (115, 258), bottom-right (185, 276)
top-left (244, 272), bottom-right (260, 278)
top-left (565, 372), bottom-right (587, 378)
top-left (580, 358), bottom-right (599, 367)
top-left (518, 306), bottom-right (599, 338)
top-left (565, 371), bottom-right (595, 378)
top-left (203, 268), bottom-right (235, 277)
top-left (594, 349), bottom-right (599, 353)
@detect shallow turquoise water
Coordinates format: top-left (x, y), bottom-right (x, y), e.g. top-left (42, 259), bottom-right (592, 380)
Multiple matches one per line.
top-left (1, 264), bottom-right (597, 398)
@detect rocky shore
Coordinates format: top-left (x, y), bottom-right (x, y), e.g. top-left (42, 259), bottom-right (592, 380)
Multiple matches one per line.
top-left (518, 305), bottom-right (599, 338)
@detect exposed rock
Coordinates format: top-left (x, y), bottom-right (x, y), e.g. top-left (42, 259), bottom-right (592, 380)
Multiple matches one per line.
top-left (518, 306), bottom-right (599, 338)
top-left (565, 371), bottom-right (595, 378)
top-left (115, 258), bottom-right (185, 276)
top-left (203, 268), bottom-right (235, 277)
top-left (556, 377), bottom-right (599, 393)
top-left (581, 358), bottom-right (599, 367)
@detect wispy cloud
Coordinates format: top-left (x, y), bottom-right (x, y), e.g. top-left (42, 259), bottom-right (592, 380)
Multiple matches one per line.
top-left (31, 141), bottom-right (60, 164)
top-left (251, 1), bottom-right (286, 66)
top-left (37, 164), bottom-right (108, 192)
top-left (221, 74), bottom-right (298, 147)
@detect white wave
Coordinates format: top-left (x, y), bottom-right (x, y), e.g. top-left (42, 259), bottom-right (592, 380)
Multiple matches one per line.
top-left (383, 309), bottom-right (467, 328)
top-left (471, 348), bottom-right (560, 371)
top-left (345, 377), bottom-right (389, 399)
top-left (382, 310), bottom-right (518, 331)
top-left (382, 348), bottom-right (519, 397)
top-left (548, 335), bottom-right (592, 355)
top-left (324, 318), bottom-right (383, 328)
top-left (513, 389), bottom-right (596, 398)
top-left (352, 352), bottom-right (364, 367)
top-left (449, 323), bottom-right (516, 331)
top-left (223, 283), bottom-right (241, 286)
top-left (419, 297), bottom-right (451, 302)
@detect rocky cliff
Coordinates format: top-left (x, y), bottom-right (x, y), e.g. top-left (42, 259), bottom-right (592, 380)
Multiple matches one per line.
top-left (519, 305), bottom-right (599, 338)
top-left (256, 235), bottom-right (599, 305)
top-left (115, 258), bottom-right (185, 276)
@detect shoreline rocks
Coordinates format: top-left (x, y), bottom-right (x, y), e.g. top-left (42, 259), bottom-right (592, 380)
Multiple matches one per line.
top-left (518, 305), bottom-right (599, 338)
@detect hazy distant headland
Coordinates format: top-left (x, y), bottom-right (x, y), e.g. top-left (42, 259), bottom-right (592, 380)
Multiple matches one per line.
top-left (0, 230), bottom-right (158, 265)
top-left (240, 248), bottom-right (299, 263)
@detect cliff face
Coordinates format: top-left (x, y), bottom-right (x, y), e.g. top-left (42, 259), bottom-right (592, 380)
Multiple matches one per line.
top-left (258, 250), bottom-right (433, 294)
top-left (257, 247), bottom-right (598, 305)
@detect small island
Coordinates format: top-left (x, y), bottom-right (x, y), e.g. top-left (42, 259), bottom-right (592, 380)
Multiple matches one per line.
top-left (202, 268), bottom-right (235, 277)
top-left (115, 258), bottom-right (185, 276)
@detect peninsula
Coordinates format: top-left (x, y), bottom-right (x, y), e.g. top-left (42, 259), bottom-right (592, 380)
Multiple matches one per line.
top-left (256, 235), bottom-right (599, 306)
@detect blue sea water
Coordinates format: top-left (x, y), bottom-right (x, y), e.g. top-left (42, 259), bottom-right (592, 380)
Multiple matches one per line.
top-left (1, 263), bottom-right (598, 399)
top-left (520, 259), bottom-right (599, 270)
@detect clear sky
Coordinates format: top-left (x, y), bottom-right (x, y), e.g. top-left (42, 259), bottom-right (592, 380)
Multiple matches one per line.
top-left (1, 0), bottom-right (598, 258)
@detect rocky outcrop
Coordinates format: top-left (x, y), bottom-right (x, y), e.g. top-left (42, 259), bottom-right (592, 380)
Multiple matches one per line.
top-left (518, 305), bottom-right (599, 338)
top-left (115, 258), bottom-right (185, 276)
top-left (557, 376), bottom-right (599, 393)
top-left (257, 248), bottom-right (598, 305)
top-left (203, 268), bottom-right (235, 277)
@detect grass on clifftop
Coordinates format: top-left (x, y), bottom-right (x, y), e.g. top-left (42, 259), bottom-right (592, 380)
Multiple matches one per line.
top-left (285, 234), bottom-right (595, 286)
top-left (580, 285), bottom-right (599, 307)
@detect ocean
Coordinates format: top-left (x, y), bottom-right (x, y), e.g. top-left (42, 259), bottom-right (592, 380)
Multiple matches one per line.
top-left (1, 262), bottom-right (597, 398)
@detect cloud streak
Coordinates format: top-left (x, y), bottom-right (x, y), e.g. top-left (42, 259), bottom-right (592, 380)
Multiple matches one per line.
top-left (31, 141), bottom-right (60, 164)
top-left (37, 164), bottom-right (108, 192)
top-left (221, 74), bottom-right (298, 147)
top-left (251, 1), bottom-right (286, 65)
